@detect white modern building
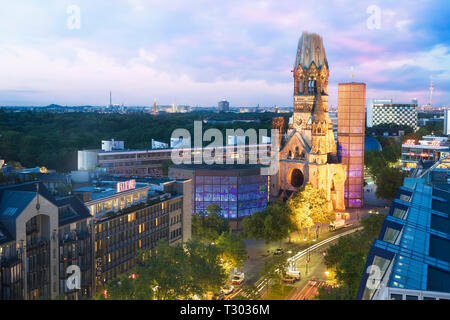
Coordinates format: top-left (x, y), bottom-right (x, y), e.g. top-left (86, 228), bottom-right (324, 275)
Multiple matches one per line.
top-left (444, 108), bottom-right (450, 136)
top-left (367, 99), bottom-right (418, 130)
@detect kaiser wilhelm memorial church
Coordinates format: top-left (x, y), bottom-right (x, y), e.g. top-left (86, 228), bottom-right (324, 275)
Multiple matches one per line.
top-left (271, 32), bottom-right (348, 211)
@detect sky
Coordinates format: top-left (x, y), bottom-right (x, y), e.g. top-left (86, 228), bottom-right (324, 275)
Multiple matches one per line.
top-left (0, 0), bottom-right (449, 107)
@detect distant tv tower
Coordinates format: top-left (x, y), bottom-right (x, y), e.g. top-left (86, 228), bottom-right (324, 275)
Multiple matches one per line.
top-left (429, 77), bottom-right (434, 107)
top-left (153, 98), bottom-right (157, 115)
top-left (109, 91), bottom-right (112, 107)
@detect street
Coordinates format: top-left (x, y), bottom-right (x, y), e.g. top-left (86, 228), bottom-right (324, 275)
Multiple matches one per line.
top-left (227, 206), bottom-right (388, 300)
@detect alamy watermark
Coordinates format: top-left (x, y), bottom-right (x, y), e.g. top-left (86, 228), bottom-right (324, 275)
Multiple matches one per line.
top-left (170, 121), bottom-right (280, 176)
top-left (67, 5), bottom-right (81, 30)
top-left (66, 265), bottom-right (81, 290)
top-left (366, 5), bottom-right (381, 30)
top-left (365, 264), bottom-right (382, 290)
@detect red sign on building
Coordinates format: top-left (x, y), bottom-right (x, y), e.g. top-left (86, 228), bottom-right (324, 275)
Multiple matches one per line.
top-left (117, 179), bottom-right (136, 193)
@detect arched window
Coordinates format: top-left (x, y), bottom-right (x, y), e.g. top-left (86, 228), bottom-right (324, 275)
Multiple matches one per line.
top-left (308, 79), bottom-right (316, 94)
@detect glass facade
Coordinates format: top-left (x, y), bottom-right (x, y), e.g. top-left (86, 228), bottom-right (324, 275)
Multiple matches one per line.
top-left (357, 174), bottom-right (450, 300)
top-left (194, 174), bottom-right (268, 219)
top-left (338, 83), bottom-right (366, 208)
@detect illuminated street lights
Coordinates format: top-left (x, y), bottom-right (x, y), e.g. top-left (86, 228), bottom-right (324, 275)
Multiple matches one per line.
top-left (305, 238), bottom-right (315, 275)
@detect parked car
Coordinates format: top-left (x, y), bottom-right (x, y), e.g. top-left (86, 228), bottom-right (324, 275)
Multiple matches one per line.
top-left (282, 276), bottom-right (297, 284)
top-left (221, 284), bottom-right (234, 295)
top-left (231, 273), bottom-right (245, 285)
top-left (286, 270), bottom-right (301, 280)
top-left (273, 248), bottom-right (284, 255)
top-left (329, 219), bottom-right (345, 231)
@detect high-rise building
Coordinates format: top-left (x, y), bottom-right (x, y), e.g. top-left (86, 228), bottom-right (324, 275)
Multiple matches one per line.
top-left (338, 83), bottom-right (366, 208)
top-left (73, 177), bottom-right (192, 291)
top-left (444, 109), bottom-right (450, 135)
top-left (367, 100), bottom-right (417, 129)
top-left (0, 182), bottom-right (94, 300)
top-left (218, 100), bottom-right (230, 112)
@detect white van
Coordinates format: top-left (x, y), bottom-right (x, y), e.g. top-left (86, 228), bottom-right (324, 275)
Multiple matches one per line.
top-left (329, 219), bottom-right (346, 231)
top-left (286, 270), bottom-right (301, 280)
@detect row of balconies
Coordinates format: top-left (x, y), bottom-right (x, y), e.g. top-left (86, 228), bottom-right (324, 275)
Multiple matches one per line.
top-left (102, 224), bottom-right (169, 254)
top-left (101, 235), bottom-right (168, 273)
top-left (95, 213), bottom-right (169, 240)
top-left (102, 252), bottom-right (136, 272)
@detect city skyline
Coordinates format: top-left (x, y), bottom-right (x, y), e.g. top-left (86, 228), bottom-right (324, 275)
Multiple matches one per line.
top-left (0, 1), bottom-right (449, 107)
top-left (1, 3), bottom-right (450, 302)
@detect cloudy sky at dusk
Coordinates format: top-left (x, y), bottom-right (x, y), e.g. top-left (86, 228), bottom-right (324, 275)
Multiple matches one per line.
top-left (0, 0), bottom-right (449, 107)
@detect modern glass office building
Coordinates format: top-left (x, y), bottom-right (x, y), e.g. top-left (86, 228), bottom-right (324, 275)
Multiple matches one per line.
top-left (357, 158), bottom-right (450, 300)
top-left (169, 164), bottom-right (269, 229)
top-left (193, 174), bottom-right (268, 219)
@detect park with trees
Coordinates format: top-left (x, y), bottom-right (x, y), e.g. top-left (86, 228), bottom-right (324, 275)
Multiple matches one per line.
top-left (242, 183), bottom-right (336, 248)
top-left (96, 240), bottom-right (228, 300)
top-left (0, 110), bottom-right (285, 172)
top-left (317, 213), bottom-right (385, 299)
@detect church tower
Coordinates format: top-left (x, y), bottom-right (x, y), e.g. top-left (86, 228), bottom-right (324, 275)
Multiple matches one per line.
top-left (274, 31), bottom-right (347, 212)
top-left (291, 32), bottom-right (336, 161)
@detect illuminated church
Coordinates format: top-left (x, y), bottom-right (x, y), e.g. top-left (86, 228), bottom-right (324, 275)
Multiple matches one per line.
top-left (271, 32), bottom-right (347, 211)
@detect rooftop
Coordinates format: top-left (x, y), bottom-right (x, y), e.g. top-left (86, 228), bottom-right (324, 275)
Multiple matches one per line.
top-left (73, 179), bottom-right (149, 201)
top-left (81, 143), bottom-right (271, 154)
top-left (0, 182), bottom-right (92, 239)
top-left (171, 163), bottom-right (266, 173)
top-left (358, 159), bottom-right (450, 299)
top-left (56, 195), bottom-right (92, 226)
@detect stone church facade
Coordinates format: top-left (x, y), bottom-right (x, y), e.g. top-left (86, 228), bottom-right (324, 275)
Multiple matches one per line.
top-left (271, 32), bottom-right (347, 211)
